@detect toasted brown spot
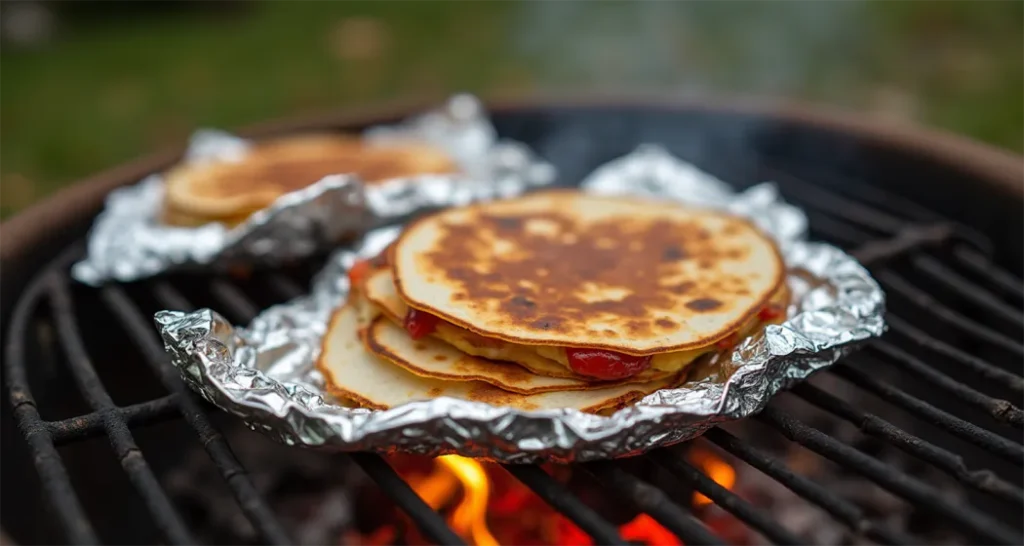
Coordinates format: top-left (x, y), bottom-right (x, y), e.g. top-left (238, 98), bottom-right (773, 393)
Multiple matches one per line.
top-left (427, 387), bottom-right (443, 397)
top-left (405, 195), bottom-right (782, 350)
top-left (626, 320), bottom-right (646, 334)
top-left (661, 245), bottom-right (686, 261)
top-left (666, 281), bottom-right (694, 295)
top-left (530, 316), bottom-right (563, 331)
top-left (492, 216), bottom-right (524, 231)
top-left (603, 329), bottom-right (617, 337)
top-left (423, 211), bottom-right (742, 340)
top-left (510, 295), bottom-right (536, 308)
top-left (433, 355), bottom-right (448, 362)
top-left (686, 298), bottom-right (722, 312)
top-left (413, 342), bottom-right (426, 351)
top-left (656, 318), bottom-right (676, 329)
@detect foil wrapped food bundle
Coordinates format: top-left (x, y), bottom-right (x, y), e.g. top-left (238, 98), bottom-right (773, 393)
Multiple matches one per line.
top-left (72, 94), bottom-right (555, 285)
top-left (155, 144), bottom-right (886, 463)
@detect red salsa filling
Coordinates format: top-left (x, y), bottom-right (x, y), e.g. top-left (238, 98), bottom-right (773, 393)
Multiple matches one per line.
top-left (565, 347), bottom-right (653, 380)
top-left (715, 333), bottom-right (740, 350)
top-left (398, 301), bottom-right (784, 379)
top-left (404, 308), bottom-right (441, 340)
top-left (347, 259), bottom-right (373, 289)
top-left (757, 304), bottom-right (784, 322)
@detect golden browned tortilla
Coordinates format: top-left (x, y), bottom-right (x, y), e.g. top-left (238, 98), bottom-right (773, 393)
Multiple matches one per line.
top-left (163, 134), bottom-right (456, 226)
top-left (315, 303), bottom-right (682, 412)
top-left (360, 267), bottom-right (679, 382)
top-left (392, 190), bottom-right (786, 356)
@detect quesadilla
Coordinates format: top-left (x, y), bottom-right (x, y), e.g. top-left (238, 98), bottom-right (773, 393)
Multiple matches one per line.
top-left (376, 190), bottom-right (787, 382)
top-left (162, 134), bottom-right (456, 227)
top-left (316, 304), bottom-right (681, 412)
top-left (359, 267), bottom-right (676, 384)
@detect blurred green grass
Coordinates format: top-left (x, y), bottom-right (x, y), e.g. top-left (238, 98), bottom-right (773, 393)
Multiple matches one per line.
top-left (2, 1), bottom-right (1021, 218)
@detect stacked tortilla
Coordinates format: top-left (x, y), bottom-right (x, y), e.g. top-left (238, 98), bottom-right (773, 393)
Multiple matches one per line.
top-left (162, 134), bottom-right (456, 227)
top-left (318, 191), bottom-right (789, 414)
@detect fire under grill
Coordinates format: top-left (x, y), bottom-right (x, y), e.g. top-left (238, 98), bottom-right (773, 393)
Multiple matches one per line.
top-left (2, 103), bottom-right (1022, 546)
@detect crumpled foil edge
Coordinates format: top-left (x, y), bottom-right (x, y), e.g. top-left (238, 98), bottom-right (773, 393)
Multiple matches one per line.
top-left (72, 94), bottom-right (555, 286)
top-left (155, 145), bottom-right (886, 463)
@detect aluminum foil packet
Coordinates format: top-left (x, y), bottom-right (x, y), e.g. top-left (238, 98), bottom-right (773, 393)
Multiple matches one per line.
top-left (155, 145), bottom-right (886, 463)
top-left (72, 94), bottom-right (555, 285)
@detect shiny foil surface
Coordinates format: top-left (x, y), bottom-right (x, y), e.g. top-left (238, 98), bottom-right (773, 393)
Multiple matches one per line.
top-left (155, 145), bottom-right (886, 463)
top-left (72, 95), bottom-right (554, 285)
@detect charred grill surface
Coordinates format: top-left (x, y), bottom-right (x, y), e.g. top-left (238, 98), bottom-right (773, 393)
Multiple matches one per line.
top-left (2, 105), bottom-right (1022, 545)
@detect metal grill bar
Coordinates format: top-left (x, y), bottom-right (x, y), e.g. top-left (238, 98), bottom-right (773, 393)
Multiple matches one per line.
top-left (353, 454), bottom-right (467, 546)
top-left (583, 462), bottom-right (723, 546)
top-left (791, 382), bottom-right (1024, 505)
top-left (650, 447), bottom-right (804, 545)
top-left (48, 394), bottom-right (181, 446)
top-left (192, 277), bottom-right (465, 545)
top-left (878, 271), bottom-right (1024, 356)
top-left (764, 163), bottom-right (993, 254)
top-left (705, 428), bottom-right (915, 545)
top-left (912, 255), bottom-right (1024, 328)
top-left (99, 284), bottom-right (294, 545)
top-left (770, 162), bottom-right (999, 264)
top-left (150, 281), bottom-right (193, 311)
top-left (767, 168), bottom-right (908, 234)
top-left (5, 274), bottom-right (99, 545)
top-left (885, 314), bottom-right (1024, 394)
top-left (834, 360), bottom-right (1024, 463)
top-left (501, 464), bottom-right (627, 546)
top-left (262, 272), bottom-right (306, 300)
top-left (804, 211), bottom-right (871, 246)
top-left (952, 246), bottom-right (1024, 300)
top-left (207, 278), bottom-right (261, 321)
top-left (757, 406), bottom-right (1021, 544)
top-left (867, 341), bottom-right (1023, 426)
top-left (6, 152), bottom-right (1021, 546)
top-left (774, 165), bottom-right (944, 224)
top-left (852, 225), bottom-right (954, 265)
top-left (47, 274), bottom-right (195, 545)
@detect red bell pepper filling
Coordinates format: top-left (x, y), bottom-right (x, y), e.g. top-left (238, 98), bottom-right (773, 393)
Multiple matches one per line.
top-left (347, 260), bottom-right (373, 289)
top-left (565, 347), bottom-right (653, 380)
top-left (757, 304), bottom-right (784, 322)
top-left (404, 308), bottom-right (441, 340)
top-left (398, 302), bottom-right (783, 378)
top-left (715, 333), bottom-right (740, 350)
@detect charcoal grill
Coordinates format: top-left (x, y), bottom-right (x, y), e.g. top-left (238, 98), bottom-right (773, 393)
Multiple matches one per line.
top-left (2, 97), bottom-right (1022, 545)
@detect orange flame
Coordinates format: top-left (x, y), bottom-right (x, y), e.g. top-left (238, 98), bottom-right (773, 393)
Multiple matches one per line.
top-left (389, 453), bottom-right (715, 546)
top-left (403, 455), bottom-right (500, 546)
top-left (437, 456), bottom-right (499, 546)
top-left (690, 447), bottom-right (737, 506)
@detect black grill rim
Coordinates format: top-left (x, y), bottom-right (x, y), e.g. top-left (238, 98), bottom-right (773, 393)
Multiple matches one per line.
top-left (3, 101), bottom-right (1023, 546)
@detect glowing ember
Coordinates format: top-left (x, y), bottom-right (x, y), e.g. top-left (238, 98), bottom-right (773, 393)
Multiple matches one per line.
top-left (621, 514), bottom-right (682, 546)
top-left (690, 447), bottom-right (737, 507)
